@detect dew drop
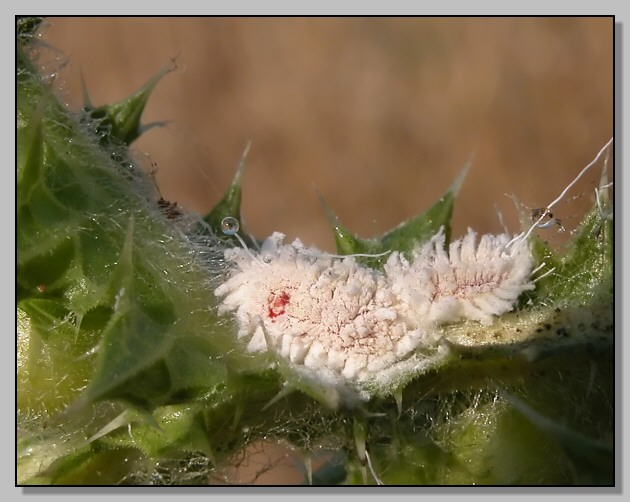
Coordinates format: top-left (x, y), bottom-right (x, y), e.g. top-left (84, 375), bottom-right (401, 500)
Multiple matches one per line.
top-left (221, 216), bottom-right (240, 235)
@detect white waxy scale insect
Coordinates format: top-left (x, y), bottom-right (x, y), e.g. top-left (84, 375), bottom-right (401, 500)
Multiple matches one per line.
top-left (215, 222), bottom-right (534, 390)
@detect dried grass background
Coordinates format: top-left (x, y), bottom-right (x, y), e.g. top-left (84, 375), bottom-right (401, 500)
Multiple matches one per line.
top-left (33, 16), bottom-right (614, 485)
top-left (39, 16), bottom-right (613, 251)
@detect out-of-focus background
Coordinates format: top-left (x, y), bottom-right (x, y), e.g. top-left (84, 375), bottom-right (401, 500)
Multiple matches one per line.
top-left (37, 17), bottom-right (612, 251)
top-left (32, 17), bottom-right (614, 484)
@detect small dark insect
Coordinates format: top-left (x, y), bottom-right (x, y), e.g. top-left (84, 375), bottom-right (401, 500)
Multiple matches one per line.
top-left (531, 207), bottom-right (565, 233)
top-left (157, 197), bottom-right (183, 220)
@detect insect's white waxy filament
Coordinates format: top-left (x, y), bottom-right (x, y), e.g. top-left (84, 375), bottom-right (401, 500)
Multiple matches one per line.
top-left (215, 227), bottom-right (534, 392)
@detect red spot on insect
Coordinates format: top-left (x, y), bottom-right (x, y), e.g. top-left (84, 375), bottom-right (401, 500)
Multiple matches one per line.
top-left (36, 284), bottom-right (46, 293)
top-left (268, 291), bottom-right (290, 319)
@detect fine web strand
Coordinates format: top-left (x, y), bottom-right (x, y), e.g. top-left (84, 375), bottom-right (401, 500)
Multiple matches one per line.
top-left (507, 137), bottom-right (613, 255)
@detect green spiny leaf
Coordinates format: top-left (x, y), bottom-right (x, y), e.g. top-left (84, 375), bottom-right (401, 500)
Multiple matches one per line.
top-left (202, 143), bottom-right (258, 248)
top-left (16, 93), bottom-right (46, 197)
top-left (323, 159), bottom-right (470, 268)
top-left (380, 159), bottom-right (469, 252)
top-left (74, 218), bottom-right (172, 408)
top-left (17, 20), bottom-right (614, 486)
top-left (83, 61), bottom-right (174, 146)
top-left (528, 170), bottom-right (613, 305)
top-left (97, 404), bottom-right (215, 461)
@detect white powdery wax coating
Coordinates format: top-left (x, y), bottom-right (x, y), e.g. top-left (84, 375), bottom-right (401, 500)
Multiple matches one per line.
top-left (385, 228), bottom-right (535, 325)
top-left (215, 227), bottom-right (534, 387)
top-left (215, 232), bottom-right (431, 382)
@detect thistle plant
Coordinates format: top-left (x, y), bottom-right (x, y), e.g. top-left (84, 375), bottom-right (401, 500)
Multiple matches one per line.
top-left (17, 18), bottom-right (614, 486)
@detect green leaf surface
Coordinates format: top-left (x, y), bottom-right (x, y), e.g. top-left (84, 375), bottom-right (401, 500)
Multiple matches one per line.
top-left (323, 160), bottom-right (469, 267)
top-left (16, 19), bottom-right (614, 486)
top-left (201, 143), bottom-right (260, 248)
top-left (501, 391), bottom-right (614, 485)
top-left (83, 62), bottom-right (174, 146)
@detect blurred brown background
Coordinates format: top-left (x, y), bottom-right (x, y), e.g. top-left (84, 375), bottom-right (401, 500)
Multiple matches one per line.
top-left (32, 17), bottom-right (614, 484)
top-left (37, 17), bottom-right (613, 252)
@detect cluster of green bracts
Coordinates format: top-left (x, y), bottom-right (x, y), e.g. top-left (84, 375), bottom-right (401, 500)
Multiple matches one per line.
top-left (17, 18), bottom-right (613, 485)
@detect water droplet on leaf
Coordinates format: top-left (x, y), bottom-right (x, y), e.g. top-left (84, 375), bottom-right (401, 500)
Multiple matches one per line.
top-left (221, 216), bottom-right (240, 235)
